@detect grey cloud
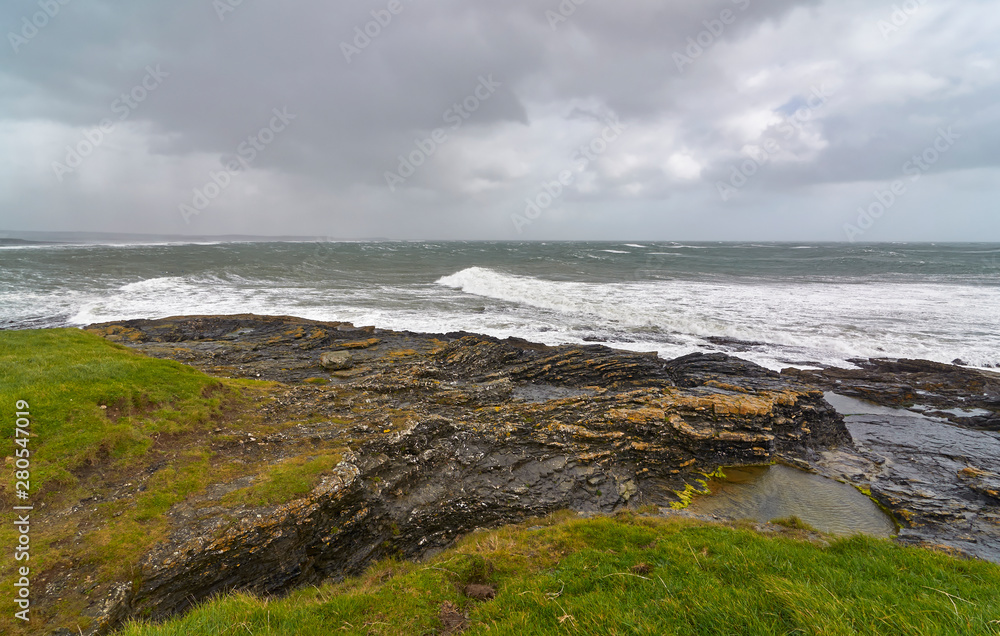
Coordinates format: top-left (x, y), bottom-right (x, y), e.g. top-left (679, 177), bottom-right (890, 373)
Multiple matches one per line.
top-left (0, 0), bottom-right (997, 239)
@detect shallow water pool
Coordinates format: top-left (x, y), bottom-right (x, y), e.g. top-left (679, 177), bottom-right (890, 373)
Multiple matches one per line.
top-left (686, 464), bottom-right (897, 537)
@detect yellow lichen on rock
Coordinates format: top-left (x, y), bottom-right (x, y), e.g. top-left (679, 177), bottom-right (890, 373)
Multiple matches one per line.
top-left (716, 431), bottom-right (774, 443)
top-left (337, 338), bottom-right (381, 349)
top-left (388, 349), bottom-right (418, 358)
top-left (607, 407), bottom-right (666, 423)
top-left (657, 388), bottom-right (801, 418)
top-left (548, 422), bottom-right (625, 440)
top-left (667, 417), bottom-right (715, 440)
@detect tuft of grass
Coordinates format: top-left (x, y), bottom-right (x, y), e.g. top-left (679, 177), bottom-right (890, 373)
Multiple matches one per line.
top-left (118, 513), bottom-right (1000, 636)
top-left (670, 467), bottom-right (724, 509)
top-left (670, 480), bottom-right (710, 510)
top-left (222, 451), bottom-right (344, 507)
top-left (769, 516), bottom-right (818, 532)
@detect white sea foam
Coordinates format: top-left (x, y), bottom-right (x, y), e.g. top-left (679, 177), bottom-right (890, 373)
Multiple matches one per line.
top-left (435, 267), bottom-right (1000, 370)
top-left (6, 245), bottom-right (999, 373)
top-left (19, 265), bottom-right (998, 372)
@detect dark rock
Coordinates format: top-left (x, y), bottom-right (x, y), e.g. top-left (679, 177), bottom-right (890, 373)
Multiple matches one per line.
top-left (787, 357), bottom-right (1000, 560)
top-left (704, 336), bottom-right (766, 351)
top-left (959, 467), bottom-right (1000, 503)
top-left (667, 352), bottom-right (779, 386)
top-left (782, 358), bottom-right (1000, 430)
top-left (79, 314), bottom-right (851, 633)
top-left (813, 412), bottom-right (1000, 562)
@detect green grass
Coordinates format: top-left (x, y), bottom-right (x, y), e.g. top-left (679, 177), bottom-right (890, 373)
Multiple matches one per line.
top-left (119, 512), bottom-right (1000, 636)
top-left (0, 329), bottom-right (225, 497)
top-left (222, 450), bottom-right (345, 507)
top-left (769, 516), bottom-right (818, 532)
top-left (0, 329), bottom-right (311, 634)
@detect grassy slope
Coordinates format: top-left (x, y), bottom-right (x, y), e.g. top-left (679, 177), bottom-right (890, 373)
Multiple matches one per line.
top-left (120, 512), bottom-right (1000, 636)
top-left (3, 330), bottom-right (1000, 635)
top-left (0, 329), bottom-right (300, 634)
top-left (0, 328), bottom-right (223, 495)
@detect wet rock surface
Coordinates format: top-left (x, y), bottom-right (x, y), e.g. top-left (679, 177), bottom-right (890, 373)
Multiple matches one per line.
top-left (779, 359), bottom-right (1000, 561)
top-left (788, 390), bottom-right (1000, 566)
top-left (78, 314), bottom-right (849, 633)
top-left (814, 410), bottom-right (1000, 562)
top-left (783, 358), bottom-right (1000, 430)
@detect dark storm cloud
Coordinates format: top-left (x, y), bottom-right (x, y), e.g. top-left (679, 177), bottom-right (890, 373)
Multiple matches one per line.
top-left (0, 0), bottom-right (997, 239)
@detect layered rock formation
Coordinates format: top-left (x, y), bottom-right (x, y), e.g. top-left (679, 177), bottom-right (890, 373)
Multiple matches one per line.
top-left (76, 315), bottom-right (849, 632)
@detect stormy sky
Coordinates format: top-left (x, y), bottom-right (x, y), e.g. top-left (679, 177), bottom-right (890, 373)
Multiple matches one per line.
top-left (1, 0), bottom-right (997, 240)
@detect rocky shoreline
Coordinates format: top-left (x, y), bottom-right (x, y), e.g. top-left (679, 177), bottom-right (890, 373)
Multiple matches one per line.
top-left (63, 314), bottom-right (999, 633)
top-left (783, 361), bottom-right (1000, 561)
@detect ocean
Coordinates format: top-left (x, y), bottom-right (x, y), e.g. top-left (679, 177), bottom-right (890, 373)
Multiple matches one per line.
top-left (1, 241), bottom-right (998, 371)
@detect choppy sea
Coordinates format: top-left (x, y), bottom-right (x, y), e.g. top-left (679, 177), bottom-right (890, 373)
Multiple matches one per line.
top-left (2, 241), bottom-right (998, 370)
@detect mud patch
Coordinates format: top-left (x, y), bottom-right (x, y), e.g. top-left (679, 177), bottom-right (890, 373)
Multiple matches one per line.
top-left (438, 601), bottom-right (468, 633)
top-left (463, 583), bottom-right (496, 601)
